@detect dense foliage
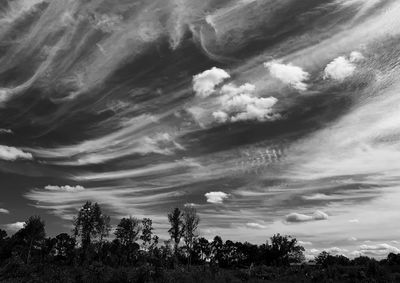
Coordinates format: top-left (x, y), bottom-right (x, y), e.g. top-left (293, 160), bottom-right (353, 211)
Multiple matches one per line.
top-left (1, 202), bottom-right (400, 282)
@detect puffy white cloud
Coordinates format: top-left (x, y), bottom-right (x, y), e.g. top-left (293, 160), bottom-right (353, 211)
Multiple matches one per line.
top-left (0, 145), bottom-right (33, 161)
top-left (323, 56), bottom-right (356, 81)
top-left (285, 210), bottom-right (329, 223)
top-left (4, 222), bottom-right (25, 232)
top-left (246, 222), bottom-right (267, 229)
top-left (193, 67), bottom-right (230, 98)
top-left (349, 219), bottom-right (360, 223)
top-left (44, 185), bottom-right (85, 193)
top-left (205, 191), bottom-right (230, 204)
top-left (264, 61), bottom-right (310, 91)
top-left (0, 208), bottom-right (9, 214)
top-left (190, 68), bottom-right (279, 125)
top-left (213, 83), bottom-right (278, 123)
top-left (323, 51), bottom-right (364, 82)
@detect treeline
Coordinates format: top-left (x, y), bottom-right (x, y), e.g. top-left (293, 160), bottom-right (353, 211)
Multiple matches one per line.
top-left (1, 201), bottom-right (400, 282)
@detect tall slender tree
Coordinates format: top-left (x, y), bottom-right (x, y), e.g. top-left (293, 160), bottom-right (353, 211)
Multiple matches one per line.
top-left (182, 206), bottom-right (200, 265)
top-left (140, 218), bottom-right (155, 250)
top-left (168, 208), bottom-right (184, 254)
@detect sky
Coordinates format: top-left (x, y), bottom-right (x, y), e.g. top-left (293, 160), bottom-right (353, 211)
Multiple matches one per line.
top-left (1, 0), bottom-right (400, 259)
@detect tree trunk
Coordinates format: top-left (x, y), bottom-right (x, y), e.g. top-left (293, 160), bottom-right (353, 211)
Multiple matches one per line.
top-left (27, 238), bottom-right (33, 264)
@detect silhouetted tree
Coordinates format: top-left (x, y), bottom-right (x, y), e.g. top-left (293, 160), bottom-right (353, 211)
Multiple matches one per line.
top-left (115, 217), bottom-right (141, 246)
top-left (211, 236), bottom-right (224, 265)
top-left (316, 251), bottom-right (350, 267)
top-left (193, 237), bottom-right (211, 263)
top-left (21, 216), bottom-right (45, 264)
top-left (387, 253), bottom-right (400, 265)
top-left (168, 208), bottom-right (184, 254)
top-left (141, 218), bottom-right (155, 250)
top-left (269, 234), bottom-right (305, 265)
top-left (182, 206), bottom-right (200, 265)
top-left (73, 201), bottom-right (110, 252)
top-left (54, 233), bottom-right (76, 263)
top-left (0, 230), bottom-right (6, 242)
top-left (0, 229), bottom-right (9, 263)
top-left (115, 217), bottom-right (141, 264)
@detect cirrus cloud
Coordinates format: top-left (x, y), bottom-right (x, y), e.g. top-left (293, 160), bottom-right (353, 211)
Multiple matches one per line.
top-left (246, 222), bottom-right (267, 229)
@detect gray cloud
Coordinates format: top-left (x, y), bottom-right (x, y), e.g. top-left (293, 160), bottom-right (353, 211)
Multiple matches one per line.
top-left (285, 210), bottom-right (329, 223)
top-left (0, 208), bottom-right (10, 214)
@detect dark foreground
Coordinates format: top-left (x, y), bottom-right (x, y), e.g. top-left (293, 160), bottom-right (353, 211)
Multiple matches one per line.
top-left (2, 262), bottom-right (400, 283)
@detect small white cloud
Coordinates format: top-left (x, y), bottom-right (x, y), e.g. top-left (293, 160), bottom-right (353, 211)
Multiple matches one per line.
top-left (264, 61), bottom-right (310, 91)
top-left (0, 145), bottom-right (33, 161)
top-left (205, 191), bottom-right (230, 204)
top-left (4, 222), bottom-right (25, 232)
top-left (193, 67), bottom-right (231, 98)
top-left (285, 210), bottom-right (329, 223)
top-left (44, 185), bottom-right (85, 192)
top-left (246, 222), bottom-right (267, 229)
top-left (349, 219), bottom-right (360, 223)
top-left (324, 56), bottom-right (356, 81)
top-left (0, 208), bottom-right (10, 214)
top-left (348, 237), bottom-right (358, 241)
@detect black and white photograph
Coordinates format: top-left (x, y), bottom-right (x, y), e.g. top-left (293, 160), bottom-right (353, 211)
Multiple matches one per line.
top-left (0, 0), bottom-right (400, 282)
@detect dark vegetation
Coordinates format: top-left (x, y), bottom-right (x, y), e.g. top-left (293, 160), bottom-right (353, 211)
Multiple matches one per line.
top-left (1, 202), bottom-right (400, 282)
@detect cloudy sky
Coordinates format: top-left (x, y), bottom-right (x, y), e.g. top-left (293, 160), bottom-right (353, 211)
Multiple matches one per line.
top-left (1, 0), bottom-right (400, 259)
